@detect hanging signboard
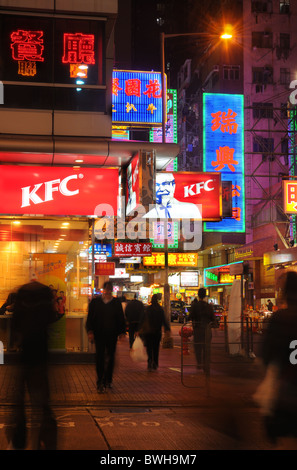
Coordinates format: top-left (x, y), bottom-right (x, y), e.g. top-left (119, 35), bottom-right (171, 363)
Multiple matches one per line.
top-left (112, 70), bottom-right (164, 126)
top-left (0, 165), bottom-right (119, 216)
top-left (203, 93), bottom-right (245, 232)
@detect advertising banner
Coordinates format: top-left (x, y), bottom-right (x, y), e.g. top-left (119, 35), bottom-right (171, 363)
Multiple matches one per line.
top-left (114, 242), bottom-right (152, 257)
top-left (145, 171), bottom-right (221, 220)
top-left (32, 253), bottom-right (67, 351)
top-left (112, 70), bottom-right (164, 126)
top-left (203, 93), bottom-right (245, 232)
top-left (126, 154), bottom-right (140, 215)
top-left (0, 165), bottom-right (119, 216)
top-left (283, 180), bottom-right (297, 214)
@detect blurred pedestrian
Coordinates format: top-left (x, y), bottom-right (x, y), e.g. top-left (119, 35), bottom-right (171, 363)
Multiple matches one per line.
top-left (125, 294), bottom-right (145, 348)
top-left (266, 299), bottom-right (273, 312)
top-left (139, 294), bottom-right (171, 371)
top-left (86, 281), bottom-right (126, 393)
top-left (189, 287), bottom-right (216, 371)
top-left (6, 280), bottom-right (58, 450)
top-left (258, 271), bottom-right (297, 448)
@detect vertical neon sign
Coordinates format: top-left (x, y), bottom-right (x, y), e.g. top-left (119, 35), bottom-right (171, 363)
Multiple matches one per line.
top-left (203, 93), bottom-right (245, 233)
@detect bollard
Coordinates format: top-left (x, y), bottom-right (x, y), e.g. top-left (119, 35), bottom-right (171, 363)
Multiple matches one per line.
top-left (179, 326), bottom-right (193, 355)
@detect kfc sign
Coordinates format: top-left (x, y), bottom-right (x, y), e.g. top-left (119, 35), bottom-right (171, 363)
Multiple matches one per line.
top-left (151, 172), bottom-right (222, 221)
top-left (0, 165), bottom-right (118, 216)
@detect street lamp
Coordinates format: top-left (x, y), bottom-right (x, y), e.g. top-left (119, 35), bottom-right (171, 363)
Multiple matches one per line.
top-left (160, 29), bottom-right (233, 143)
top-left (159, 28), bottom-right (233, 327)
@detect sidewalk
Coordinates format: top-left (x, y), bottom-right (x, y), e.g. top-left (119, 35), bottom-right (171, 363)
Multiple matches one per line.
top-left (0, 326), bottom-right (265, 408)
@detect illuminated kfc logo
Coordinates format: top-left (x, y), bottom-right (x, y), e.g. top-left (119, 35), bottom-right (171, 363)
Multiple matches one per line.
top-left (62, 33), bottom-right (95, 64)
top-left (21, 174), bottom-right (82, 208)
top-left (10, 30), bottom-right (45, 62)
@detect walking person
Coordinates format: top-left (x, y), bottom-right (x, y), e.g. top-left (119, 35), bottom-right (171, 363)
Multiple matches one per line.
top-left (189, 287), bottom-right (216, 372)
top-left (140, 294), bottom-right (171, 371)
top-left (86, 281), bottom-right (126, 393)
top-left (6, 280), bottom-right (58, 450)
top-left (257, 271), bottom-right (297, 448)
top-left (125, 294), bottom-right (145, 349)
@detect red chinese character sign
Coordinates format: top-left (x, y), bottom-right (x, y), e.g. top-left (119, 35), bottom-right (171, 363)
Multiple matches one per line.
top-left (62, 33), bottom-right (95, 65)
top-left (10, 29), bottom-right (44, 76)
top-left (112, 70), bottom-right (164, 126)
top-left (203, 93), bottom-right (245, 233)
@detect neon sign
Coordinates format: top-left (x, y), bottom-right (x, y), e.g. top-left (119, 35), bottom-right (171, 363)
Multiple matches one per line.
top-left (62, 33), bottom-right (95, 65)
top-left (203, 93), bottom-right (245, 233)
top-left (10, 30), bottom-right (45, 62)
top-left (150, 89), bottom-right (177, 144)
top-left (112, 70), bottom-right (164, 126)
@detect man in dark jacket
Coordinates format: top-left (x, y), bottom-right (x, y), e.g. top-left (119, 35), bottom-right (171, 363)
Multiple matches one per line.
top-left (86, 281), bottom-right (126, 393)
top-left (189, 287), bottom-right (216, 372)
top-left (125, 294), bottom-right (145, 348)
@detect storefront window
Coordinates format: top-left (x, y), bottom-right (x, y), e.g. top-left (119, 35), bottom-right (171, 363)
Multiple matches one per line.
top-left (0, 217), bottom-right (90, 320)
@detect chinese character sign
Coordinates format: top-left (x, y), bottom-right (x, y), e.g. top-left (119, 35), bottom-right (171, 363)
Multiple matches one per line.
top-left (283, 180), bottom-right (297, 214)
top-left (112, 70), bottom-right (164, 126)
top-left (203, 93), bottom-right (245, 233)
top-left (150, 89), bottom-right (177, 143)
top-left (114, 242), bottom-right (152, 257)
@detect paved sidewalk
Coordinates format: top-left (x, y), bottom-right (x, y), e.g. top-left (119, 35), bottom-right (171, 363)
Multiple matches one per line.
top-left (0, 326), bottom-right (265, 408)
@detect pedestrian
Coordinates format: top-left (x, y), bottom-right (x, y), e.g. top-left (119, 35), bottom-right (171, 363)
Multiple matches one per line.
top-left (125, 294), bottom-right (145, 348)
top-left (6, 280), bottom-right (58, 450)
top-left (189, 287), bottom-right (216, 371)
top-left (86, 281), bottom-right (126, 393)
top-left (257, 271), bottom-right (297, 448)
top-left (139, 293), bottom-right (171, 371)
top-left (266, 299), bottom-right (273, 312)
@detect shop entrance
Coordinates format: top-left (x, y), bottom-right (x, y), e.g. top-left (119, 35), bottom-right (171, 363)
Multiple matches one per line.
top-left (0, 217), bottom-right (91, 352)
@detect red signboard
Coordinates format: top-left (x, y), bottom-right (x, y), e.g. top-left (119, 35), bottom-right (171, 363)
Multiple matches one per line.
top-left (95, 262), bottom-right (115, 276)
top-left (10, 30), bottom-right (45, 62)
top-left (114, 242), bottom-right (152, 257)
top-left (0, 165), bottom-right (119, 216)
top-left (153, 171), bottom-right (222, 221)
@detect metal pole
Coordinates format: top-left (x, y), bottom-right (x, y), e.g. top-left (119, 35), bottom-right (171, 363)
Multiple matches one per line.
top-left (160, 32), bottom-right (166, 143)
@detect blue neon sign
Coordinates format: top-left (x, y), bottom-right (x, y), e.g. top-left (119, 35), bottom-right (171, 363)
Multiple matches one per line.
top-left (203, 93), bottom-right (245, 233)
top-left (112, 70), bottom-right (164, 126)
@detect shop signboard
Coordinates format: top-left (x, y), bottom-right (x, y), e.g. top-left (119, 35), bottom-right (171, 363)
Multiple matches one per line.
top-left (126, 154), bottom-right (140, 215)
top-left (0, 165), bottom-right (119, 216)
top-left (203, 93), bottom-right (245, 232)
top-left (114, 242), bottom-right (152, 257)
top-left (112, 70), bottom-right (164, 126)
top-left (283, 180), bottom-right (297, 214)
top-left (180, 271), bottom-right (199, 287)
top-left (143, 252), bottom-right (198, 267)
top-left (144, 171), bottom-right (221, 221)
top-left (95, 262), bottom-right (115, 276)
top-left (204, 261), bottom-right (243, 287)
top-left (150, 89), bottom-right (177, 144)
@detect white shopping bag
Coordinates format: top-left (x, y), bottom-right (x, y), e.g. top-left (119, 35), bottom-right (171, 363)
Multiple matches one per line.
top-left (130, 336), bottom-right (147, 362)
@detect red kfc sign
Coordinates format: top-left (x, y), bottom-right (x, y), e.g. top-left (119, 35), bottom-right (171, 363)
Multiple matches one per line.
top-left (0, 165), bottom-right (118, 216)
top-left (157, 171), bottom-right (222, 221)
top-left (114, 242), bottom-right (152, 257)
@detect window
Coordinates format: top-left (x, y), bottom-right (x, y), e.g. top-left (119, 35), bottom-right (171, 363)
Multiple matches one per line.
top-left (252, 66), bottom-right (273, 84)
top-left (253, 136), bottom-right (274, 153)
top-left (251, 1), bottom-right (272, 13)
top-left (253, 102), bottom-right (273, 119)
top-left (252, 31), bottom-right (273, 48)
top-left (280, 0), bottom-right (290, 13)
top-left (280, 33), bottom-right (290, 51)
top-left (223, 65), bottom-right (240, 80)
top-left (280, 68), bottom-right (291, 85)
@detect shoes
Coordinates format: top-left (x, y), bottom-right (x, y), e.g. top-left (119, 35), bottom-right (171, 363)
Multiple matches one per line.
top-left (106, 382), bottom-right (113, 389)
top-left (97, 384), bottom-right (106, 394)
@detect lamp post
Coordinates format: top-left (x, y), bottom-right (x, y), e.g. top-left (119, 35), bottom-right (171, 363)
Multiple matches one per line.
top-left (161, 29), bottom-right (233, 143)
top-left (160, 29), bottom-right (233, 327)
